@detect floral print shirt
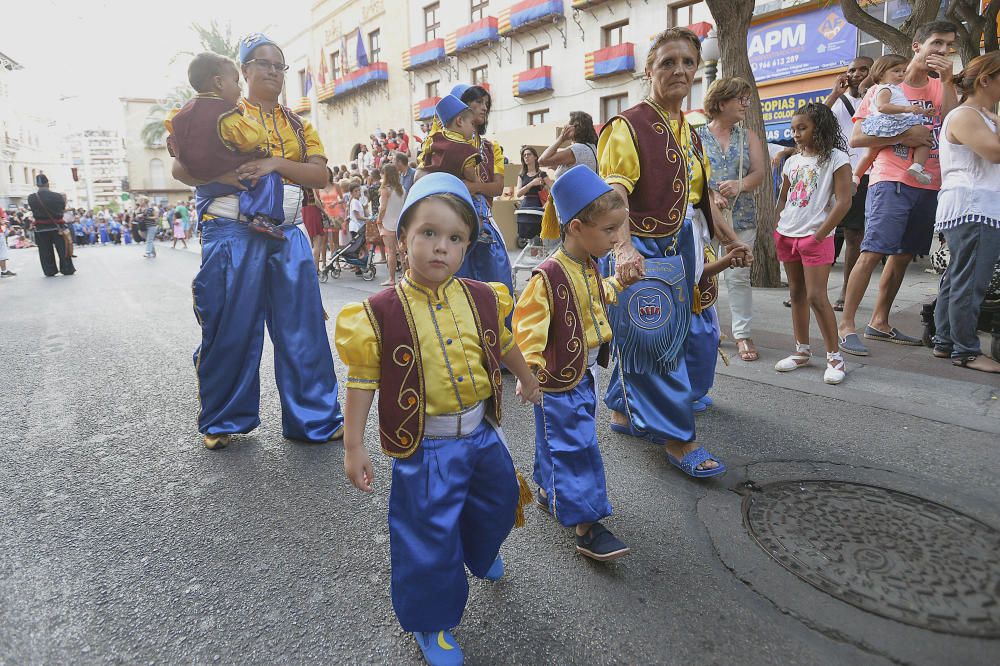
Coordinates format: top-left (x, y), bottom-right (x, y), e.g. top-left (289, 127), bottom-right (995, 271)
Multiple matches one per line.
top-left (696, 125), bottom-right (756, 230)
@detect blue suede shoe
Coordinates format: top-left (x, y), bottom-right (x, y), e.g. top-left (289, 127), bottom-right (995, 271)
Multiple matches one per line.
top-left (414, 630), bottom-right (464, 666)
top-left (483, 555), bottom-right (504, 581)
top-left (692, 395), bottom-right (713, 413)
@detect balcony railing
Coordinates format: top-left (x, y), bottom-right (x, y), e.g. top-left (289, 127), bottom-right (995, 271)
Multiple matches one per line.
top-left (413, 96), bottom-right (442, 122)
top-left (323, 63), bottom-right (389, 101)
top-left (584, 43), bottom-right (635, 80)
top-left (513, 66), bottom-right (553, 97)
top-left (446, 17), bottom-right (499, 55)
top-left (499, 0), bottom-right (563, 37)
top-left (404, 38), bottom-right (447, 70)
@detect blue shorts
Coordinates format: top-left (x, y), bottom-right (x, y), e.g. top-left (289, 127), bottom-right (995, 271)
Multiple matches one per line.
top-left (861, 181), bottom-right (937, 256)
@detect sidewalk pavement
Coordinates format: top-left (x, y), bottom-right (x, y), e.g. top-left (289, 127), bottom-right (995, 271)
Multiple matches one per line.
top-left (713, 257), bottom-right (1000, 436)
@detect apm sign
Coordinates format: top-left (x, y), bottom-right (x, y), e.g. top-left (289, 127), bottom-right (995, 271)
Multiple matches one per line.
top-left (748, 5), bottom-right (858, 83)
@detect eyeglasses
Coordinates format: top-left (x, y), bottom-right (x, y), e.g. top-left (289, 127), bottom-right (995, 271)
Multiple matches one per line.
top-left (246, 59), bottom-right (289, 73)
top-left (738, 96), bottom-right (752, 106)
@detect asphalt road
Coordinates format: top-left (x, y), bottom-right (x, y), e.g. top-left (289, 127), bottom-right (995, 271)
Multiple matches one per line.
top-left (2, 239), bottom-right (998, 665)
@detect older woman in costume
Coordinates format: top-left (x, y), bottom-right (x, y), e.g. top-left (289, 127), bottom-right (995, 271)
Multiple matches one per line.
top-left (601, 28), bottom-right (751, 477)
top-left (171, 33), bottom-right (343, 450)
top-left (419, 83), bottom-right (513, 325)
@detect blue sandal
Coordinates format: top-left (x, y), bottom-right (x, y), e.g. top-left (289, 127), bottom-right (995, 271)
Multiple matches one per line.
top-left (666, 447), bottom-right (727, 478)
top-left (414, 630), bottom-right (464, 666)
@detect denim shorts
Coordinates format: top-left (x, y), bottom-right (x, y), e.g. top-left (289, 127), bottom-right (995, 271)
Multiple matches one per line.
top-left (862, 181), bottom-right (937, 255)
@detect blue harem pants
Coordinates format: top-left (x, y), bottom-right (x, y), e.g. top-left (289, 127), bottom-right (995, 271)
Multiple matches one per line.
top-left (686, 305), bottom-right (720, 403)
top-left (192, 218), bottom-right (344, 441)
top-left (533, 369), bottom-right (612, 527)
top-left (388, 420), bottom-right (519, 632)
top-left (602, 220), bottom-right (698, 443)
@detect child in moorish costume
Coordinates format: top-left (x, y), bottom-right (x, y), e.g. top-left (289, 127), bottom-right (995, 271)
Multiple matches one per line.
top-left (418, 83), bottom-right (514, 328)
top-left (336, 173), bottom-right (541, 666)
top-left (417, 94), bottom-right (480, 183)
top-left (165, 51), bottom-right (286, 241)
top-left (512, 165), bottom-right (636, 561)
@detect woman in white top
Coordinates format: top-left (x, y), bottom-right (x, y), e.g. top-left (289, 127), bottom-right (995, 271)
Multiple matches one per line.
top-left (932, 52), bottom-right (1000, 374)
top-left (538, 111), bottom-right (599, 176)
top-left (376, 163), bottom-right (405, 286)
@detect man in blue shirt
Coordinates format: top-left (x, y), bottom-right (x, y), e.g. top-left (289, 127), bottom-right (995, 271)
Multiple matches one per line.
top-left (394, 152), bottom-right (415, 194)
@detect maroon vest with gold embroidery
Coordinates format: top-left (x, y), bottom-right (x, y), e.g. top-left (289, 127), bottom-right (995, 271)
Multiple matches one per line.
top-left (532, 257), bottom-right (610, 393)
top-left (475, 138), bottom-right (497, 205)
top-left (606, 100), bottom-right (714, 239)
top-left (167, 97), bottom-right (265, 181)
top-left (420, 133), bottom-right (481, 176)
top-left (364, 279), bottom-right (504, 458)
top-left (698, 270), bottom-right (719, 311)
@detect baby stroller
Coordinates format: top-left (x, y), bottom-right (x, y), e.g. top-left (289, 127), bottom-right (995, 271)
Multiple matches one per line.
top-left (319, 229), bottom-right (377, 282)
top-left (920, 241), bottom-right (1000, 361)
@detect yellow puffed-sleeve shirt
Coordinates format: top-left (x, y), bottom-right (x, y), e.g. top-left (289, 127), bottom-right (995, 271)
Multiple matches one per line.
top-left (164, 96), bottom-right (267, 155)
top-left (598, 112), bottom-right (708, 206)
top-left (335, 276), bottom-right (515, 416)
top-left (513, 248), bottom-right (622, 370)
top-left (238, 98), bottom-right (325, 162)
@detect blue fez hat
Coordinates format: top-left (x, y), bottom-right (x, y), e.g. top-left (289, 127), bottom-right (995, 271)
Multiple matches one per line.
top-left (435, 95), bottom-right (469, 127)
top-left (397, 172), bottom-right (478, 240)
top-left (35, 173), bottom-right (49, 187)
top-left (550, 165), bottom-right (613, 225)
top-left (450, 83), bottom-right (472, 99)
top-left (239, 32), bottom-right (284, 65)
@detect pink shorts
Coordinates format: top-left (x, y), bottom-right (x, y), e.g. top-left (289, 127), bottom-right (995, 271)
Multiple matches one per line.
top-left (774, 231), bottom-right (834, 267)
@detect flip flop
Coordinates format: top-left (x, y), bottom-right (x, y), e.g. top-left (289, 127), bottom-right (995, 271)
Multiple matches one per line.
top-left (666, 447), bottom-right (727, 478)
top-left (833, 299), bottom-right (845, 312)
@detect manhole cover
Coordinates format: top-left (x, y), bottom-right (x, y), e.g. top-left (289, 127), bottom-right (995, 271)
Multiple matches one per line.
top-left (743, 480), bottom-right (1000, 637)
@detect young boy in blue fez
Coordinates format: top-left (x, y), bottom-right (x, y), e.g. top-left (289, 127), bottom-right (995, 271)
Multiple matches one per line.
top-left (512, 165), bottom-right (638, 561)
top-left (165, 51), bottom-right (286, 241)
top-left (335, 173), bottom-right (541, 666)
top-left (417, 95), bottom-right (480, 183)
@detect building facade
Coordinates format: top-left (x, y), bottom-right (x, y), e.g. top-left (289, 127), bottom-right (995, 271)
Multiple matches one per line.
top-left (281, 0), bottom-right (414, 165)
top-left (68, 130), bottom-right (128, 210)
top-left (120, 97), bottom-right (192, 206)
top-left (0, 51), bottom-right (75, 209)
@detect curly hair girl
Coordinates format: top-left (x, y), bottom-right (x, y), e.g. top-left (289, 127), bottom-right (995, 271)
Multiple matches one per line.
top-left (792, 102), bottom-right (847, 165)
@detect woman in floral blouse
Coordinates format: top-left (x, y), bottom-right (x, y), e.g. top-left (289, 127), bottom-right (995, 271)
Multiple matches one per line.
top-left (697, 77), bottom-right (767, 361)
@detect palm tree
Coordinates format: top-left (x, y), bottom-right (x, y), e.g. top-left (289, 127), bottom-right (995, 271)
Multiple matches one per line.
top-left (141, 86), bottom-right (194, 148)
top-left (142, 21), bottom-right (241, 148)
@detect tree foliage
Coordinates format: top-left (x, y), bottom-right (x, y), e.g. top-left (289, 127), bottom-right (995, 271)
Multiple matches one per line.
top-left (141, 22), bottom-right (239, 148)
top-left (840, 0), bottom-right (997, 65)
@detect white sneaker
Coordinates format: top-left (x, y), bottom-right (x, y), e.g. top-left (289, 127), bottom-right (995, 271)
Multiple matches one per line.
top-left (775, 342), bottom-right (811, 372)
top-left (907, 163), bottom-right (933, 185)
top-left (824, 352), bottom-right (846, 384)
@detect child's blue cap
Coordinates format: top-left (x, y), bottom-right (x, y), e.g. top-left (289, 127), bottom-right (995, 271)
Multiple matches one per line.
top-left (550, 165), bottom-right (613, 225)
top-left (450, 83), bottom-right (472, 99)
top-left (397, 172), bottom-right (479, 241)
top-left (239, 32), bottom-right (284, 65)
top-left (436, 95), bottom-right (469, 127)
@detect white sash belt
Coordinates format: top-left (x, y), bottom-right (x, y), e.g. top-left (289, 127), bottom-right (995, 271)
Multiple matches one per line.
top-left (423, 401), bottom-right (486, 439)
top-left (205, 184), bottom-right (304, 223)
top-left (587, 347), bottom-right (600, 368)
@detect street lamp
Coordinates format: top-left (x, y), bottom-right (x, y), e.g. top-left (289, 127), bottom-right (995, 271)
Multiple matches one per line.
top-left (702, 29), bottom-right (720, 88)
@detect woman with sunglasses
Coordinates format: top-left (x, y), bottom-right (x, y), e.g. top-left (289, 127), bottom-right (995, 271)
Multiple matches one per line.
top-left (697, 77), bottom-right (767, 364)
top-left (171, 33), bottom-right (344, 450)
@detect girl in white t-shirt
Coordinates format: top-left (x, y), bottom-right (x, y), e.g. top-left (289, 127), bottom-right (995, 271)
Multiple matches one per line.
top-left (854, 54), bottom-right (935, 184)
top-left (774, 103), bottom-right (854, 384)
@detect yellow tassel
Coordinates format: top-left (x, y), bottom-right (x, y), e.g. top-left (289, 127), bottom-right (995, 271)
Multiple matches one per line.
top-left (692, 285), bottom-right (703, 314)
top-left (514, 470), bottom-right (533, 528)
top-left (718, 345), bottom-right (730, 366)
top-left (540, 197), bottom-right (560, 241)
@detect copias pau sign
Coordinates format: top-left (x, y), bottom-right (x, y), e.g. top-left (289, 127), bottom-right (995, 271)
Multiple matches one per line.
top-left (749, 5), bottom-right (857, 83)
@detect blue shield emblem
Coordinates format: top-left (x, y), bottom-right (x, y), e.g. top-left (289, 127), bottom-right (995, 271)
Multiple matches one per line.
top-left (626, 285), bottom-right (672, 330)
